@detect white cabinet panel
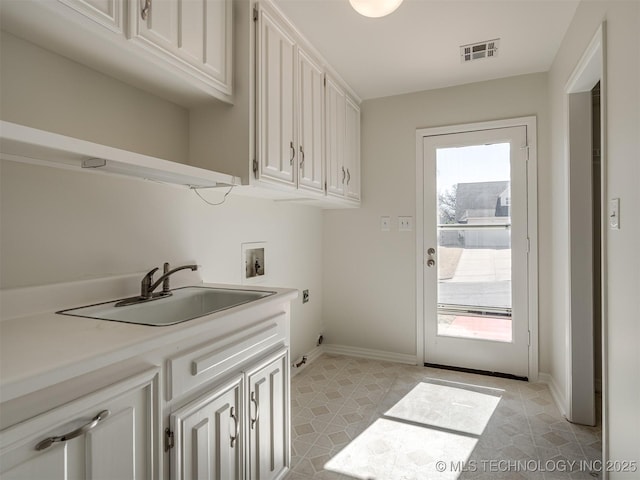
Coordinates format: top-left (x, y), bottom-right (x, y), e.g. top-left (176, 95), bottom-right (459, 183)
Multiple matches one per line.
top-left (345, 95), bottom-right (361, 201)
top-left (257, 7), bottom-right (297, 186)
top-left (0, 368), bottom-right (158, 480)
top-left (86, 408), bottom-right (135, 479)
top-left (171, 375), bottom-right (243, 480)
top-left (325, 73), bottom-right (360, 202)
top-left (2, 445), bottom-right (67, 480)
top-left (59, 0), bottom-right (123, 33)
top-left (129, 0), bottom-right (232, 95)
top-left (247, 349), bottom-right (289, 480)
top-left (298, 48), bottom-right (325, 194)
top-left (325, 75), bottom-right (346, 198)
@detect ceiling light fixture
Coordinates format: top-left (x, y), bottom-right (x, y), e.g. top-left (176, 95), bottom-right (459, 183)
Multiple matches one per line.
top-left (349, 0), bottom-right (404, 18)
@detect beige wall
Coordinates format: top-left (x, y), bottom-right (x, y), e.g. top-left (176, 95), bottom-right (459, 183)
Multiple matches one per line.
top-left (0, 32), bottom-right (323, 364)
top-left (322, 73), bottom-right (550, 361)
top-left (547, 1), bottom-right (639, 473)
top-left (0, 32), bottom-right (190, 163)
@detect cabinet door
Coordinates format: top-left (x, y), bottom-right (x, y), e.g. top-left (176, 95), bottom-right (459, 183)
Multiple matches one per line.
top-left (130, 0), bottom-right (232, 93)
top-left (171, 375), bottom-right (243, 480)
top-left (0, 369), bottom-right (158, 480)
top-left (325, 74), bottom-right (346, 198)
top-left (297, 48), bottom-right (325, 194)
top-left (257, 6), bottom-right (297, 186)
top-left (246, 349), bottom-right (289, 480)
top-left (345, 95), bottom-right (361, 201)
top-left (58, 0), bottom-right (123, 33)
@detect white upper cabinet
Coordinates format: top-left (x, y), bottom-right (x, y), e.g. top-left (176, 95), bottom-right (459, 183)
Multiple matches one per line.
top-left (345, 95), bottom-right (361, 201)
top-left (325, 72), bottom-right (360, 202)
top-left (325, 75), bottom-right (346, 198)
top-left (129, 0), bottom-right (233, 95)
top-left (256, 5), bottom-right (297, 186)
top-left (0, 0), bottom-right (233, 104)
top-left (297, 48), bottom-right (325, 194)
top-left (59, 0), bottom-right (123, 32)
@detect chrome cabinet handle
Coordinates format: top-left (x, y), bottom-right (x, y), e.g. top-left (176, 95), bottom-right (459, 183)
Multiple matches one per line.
top-left (250, 391), bottom-right (260, 429)
top-left (289, 141), bottom-right (295, 166)
top-left (427, 259), bottom-right (435, 267)
top-left (35, 410), bottom-right (110, 451)
top-left (341, 166), bottom-right (346, 184)
top-left (299, 146), bottom-right (305, 168)
top-left (346, 168), bottom-right (351, 185)
top-left (141, 0), bottom-right (151, 20)
top-left (230, 407), bottom-right (239, 447)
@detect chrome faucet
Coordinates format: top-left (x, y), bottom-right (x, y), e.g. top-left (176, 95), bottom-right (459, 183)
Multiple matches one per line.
top-left (141, 263), bottom-right (198, 299)
top-left (115, 263), bottom-right (198, 307)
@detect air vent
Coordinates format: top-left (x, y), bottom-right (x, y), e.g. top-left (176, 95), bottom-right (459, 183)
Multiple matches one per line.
top-left (460, 39), bottom-right (500, 63)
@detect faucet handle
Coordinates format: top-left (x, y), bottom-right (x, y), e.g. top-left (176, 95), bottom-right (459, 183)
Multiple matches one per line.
top-left (162, 262), bottom-right (171, 293)
top-left (141, 267), bottom-right (159, 298)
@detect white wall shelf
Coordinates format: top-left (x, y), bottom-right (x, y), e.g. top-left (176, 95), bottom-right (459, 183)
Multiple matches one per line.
top-left (0, 121), bottom-right (240, 189)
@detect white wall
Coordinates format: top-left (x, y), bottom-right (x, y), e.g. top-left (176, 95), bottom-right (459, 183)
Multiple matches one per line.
top-left (547, 1), bottom-right (639, 473)
top-left (322, 73), bottom-right (550, 362)
top-left (0, 32), bottom-right (189, 163)
top-left (0, 33), bottom-right (323, 364)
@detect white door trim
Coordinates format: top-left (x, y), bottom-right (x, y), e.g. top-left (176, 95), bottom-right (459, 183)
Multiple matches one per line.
top-left (563, 20), bottom-right (607, 456)
top-left (415, 116), bottom-right (538, 380)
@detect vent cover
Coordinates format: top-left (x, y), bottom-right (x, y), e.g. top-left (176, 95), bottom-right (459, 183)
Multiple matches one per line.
top-left (460, 39), bottom-right (500, 63)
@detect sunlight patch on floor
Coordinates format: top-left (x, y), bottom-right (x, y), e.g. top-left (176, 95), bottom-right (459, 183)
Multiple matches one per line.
top-left (324, 381), bottom-right (502, 480)
top-left (386, 381), bottom-right (502, 436)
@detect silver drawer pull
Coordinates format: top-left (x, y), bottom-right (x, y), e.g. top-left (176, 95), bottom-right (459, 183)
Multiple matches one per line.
top-left (250, 391), bottom-right (260, 429)
top-left (35, 410), bottom-right (110, 451)
top-left (141, 0), bottom-right (151, 20)
top-left (230, 407), bottom-right (240, 447)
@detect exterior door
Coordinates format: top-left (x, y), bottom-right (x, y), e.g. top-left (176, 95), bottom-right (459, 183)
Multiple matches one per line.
top-left (423, 126), bottom-right (530, 377)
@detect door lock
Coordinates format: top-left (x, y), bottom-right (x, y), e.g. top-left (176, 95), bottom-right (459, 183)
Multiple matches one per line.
top-left (426, 247), bottom-right (436, 267)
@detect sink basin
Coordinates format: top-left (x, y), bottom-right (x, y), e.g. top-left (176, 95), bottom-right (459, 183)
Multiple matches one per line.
top-left (57, 286), bottom-right (276, 326)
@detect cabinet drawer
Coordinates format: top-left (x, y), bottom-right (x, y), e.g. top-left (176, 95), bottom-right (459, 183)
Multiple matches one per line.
top-left (167, 312), bottom-right (286, 401)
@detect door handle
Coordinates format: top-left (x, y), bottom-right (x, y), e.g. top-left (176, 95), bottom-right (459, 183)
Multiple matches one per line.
top-left (141, 0), bottom-right (151, 20)
top-left (290, 141), bottom-right (295, 166)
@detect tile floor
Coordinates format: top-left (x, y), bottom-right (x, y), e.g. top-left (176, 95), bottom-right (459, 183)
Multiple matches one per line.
top-left (285, 354), bottom-right (602, 480)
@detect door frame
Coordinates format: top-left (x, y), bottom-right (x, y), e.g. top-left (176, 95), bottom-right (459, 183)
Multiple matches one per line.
top-left (415, 116), bottom-right (539, 380)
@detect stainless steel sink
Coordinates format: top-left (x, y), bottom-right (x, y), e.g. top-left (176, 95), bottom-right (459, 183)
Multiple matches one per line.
top-left (57, 286), bottom-right (276, 326)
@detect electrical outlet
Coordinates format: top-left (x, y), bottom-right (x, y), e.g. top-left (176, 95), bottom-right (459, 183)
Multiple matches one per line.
top-left (399, 216), bottom-right (413, 231)
top-left (380, 216), bottom-right (391, 231)
top-left (302, 289), bottom-right (309, 303)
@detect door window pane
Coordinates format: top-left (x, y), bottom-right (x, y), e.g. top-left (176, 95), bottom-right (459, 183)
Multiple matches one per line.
top-left (436, 143), bottom-right (512, 342)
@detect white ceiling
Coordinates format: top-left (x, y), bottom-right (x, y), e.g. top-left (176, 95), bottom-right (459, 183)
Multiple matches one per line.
top-left (273, 0), bottom-right (579, 100)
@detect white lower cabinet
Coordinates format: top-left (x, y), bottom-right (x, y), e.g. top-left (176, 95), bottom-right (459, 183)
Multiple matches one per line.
top-left (246, 349), bottom-right (289, 480)
top-left (169, 348), bottom-right (290, 480)
top-left (171, 375), bottom-right (244, 480)
top-left (0, 368), bottom-right (159, 479)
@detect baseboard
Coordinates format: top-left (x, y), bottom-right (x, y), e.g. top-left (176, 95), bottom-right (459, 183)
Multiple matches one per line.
top-left (322, 344), bottom-right (418, 365)
top-left (538, 372), bottom-right (568, 418)
top-left (290, 345), bottom-right (323, 377)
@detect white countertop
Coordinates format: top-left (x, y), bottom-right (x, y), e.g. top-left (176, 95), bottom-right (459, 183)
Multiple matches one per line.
top-left (0, 281), bottom-right (297, 403)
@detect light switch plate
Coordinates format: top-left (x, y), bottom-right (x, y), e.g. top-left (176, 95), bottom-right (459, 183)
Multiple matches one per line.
top-left (380, 216), bottom-right (391, 231)
top-left (609, 198), bottom-right (620, 230)
top-left (399, 216), bottom-right (413, 232)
